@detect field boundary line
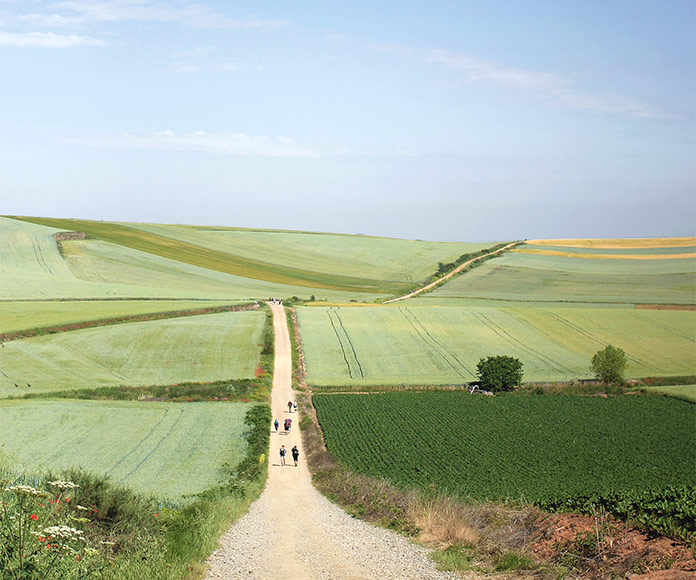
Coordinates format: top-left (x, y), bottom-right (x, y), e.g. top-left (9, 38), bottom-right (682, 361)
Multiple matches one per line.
top-left (384, 241), bottom-right (519, 303)
top-left (0, 302), bottom-right (258, 344)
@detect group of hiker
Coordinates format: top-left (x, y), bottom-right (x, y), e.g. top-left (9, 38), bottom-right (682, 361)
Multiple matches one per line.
top-left (278, 444), bottom-right (299, 467)
top-left (273, 400), bottom-right (299, 466)
top-left (269, 297), bottom-right (283, 305)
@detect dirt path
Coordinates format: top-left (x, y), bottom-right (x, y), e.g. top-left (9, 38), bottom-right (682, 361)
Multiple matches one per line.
top-left (384, 241), bottom-right (519, 304)
top-left (204, 304), bottom-right (459, 580)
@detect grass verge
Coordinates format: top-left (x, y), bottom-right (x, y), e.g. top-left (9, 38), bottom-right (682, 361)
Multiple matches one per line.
top-left (0, 404), bottom-right (271, 580)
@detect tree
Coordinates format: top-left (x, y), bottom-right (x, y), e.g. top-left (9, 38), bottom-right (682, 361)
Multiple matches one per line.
top-left (476, 355), bottom-right (523, 392)
top-left (591, 345), bottom-right (627, 384)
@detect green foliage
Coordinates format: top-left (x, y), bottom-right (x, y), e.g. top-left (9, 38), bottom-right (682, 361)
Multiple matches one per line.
top-left (476, 355), bottom-right (523, 391)
top-left (313, 392), bottom-right (696, 531)
top-left (591, 344), bottom-right (627, 384)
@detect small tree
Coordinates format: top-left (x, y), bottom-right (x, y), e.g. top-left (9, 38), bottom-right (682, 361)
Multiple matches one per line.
top-left (591, 344), bottom-right (627, 384)
top-left (476, 355), bottom-right (523, 392)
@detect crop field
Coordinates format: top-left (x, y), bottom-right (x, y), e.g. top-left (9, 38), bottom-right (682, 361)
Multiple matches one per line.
top-left (313, 392), bottom-right (696, 502)
top-left (127, 222), bottom-right (495, 290)
top-left (297, 305), bottom-right (696, 385)
top-left (0, 311), bottom-right (266, 396)
top-left (426, 245), bottom-right (696, 305)
top-left (0, 399), bottom-right (254, 498)
top-left (644, 385), bottom-right (696, 403)
top-left (1, 217), bottom-right (385, 301)
top-left (12, 216), bottom-right (495, 296)
top-left (0, 299), bottom-right (240, 334)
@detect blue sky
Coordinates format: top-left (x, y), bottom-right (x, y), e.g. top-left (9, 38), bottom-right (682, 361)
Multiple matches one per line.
top-left (1, 0), bottom-right (694, 241)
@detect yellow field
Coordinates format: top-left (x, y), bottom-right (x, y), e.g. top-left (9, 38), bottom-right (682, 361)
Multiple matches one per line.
top-left (525, 237), bottom-right (696, 249)
top-left (512, 248), bottom-right (696, 260)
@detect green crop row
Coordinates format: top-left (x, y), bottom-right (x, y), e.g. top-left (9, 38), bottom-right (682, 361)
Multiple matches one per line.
top-left (313, 392), bottom-right (695, 540)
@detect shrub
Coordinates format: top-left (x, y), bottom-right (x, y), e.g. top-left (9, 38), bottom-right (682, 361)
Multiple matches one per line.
top-left (591, 345), bottom-right (627, 384)
top-left (476, 356), bottom-right (523, 392)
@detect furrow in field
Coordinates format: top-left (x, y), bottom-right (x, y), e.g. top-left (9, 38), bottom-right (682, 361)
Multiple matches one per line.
top-left (545, 312), bottom-right (663, 371)
top-left (631, 313), bottom-right (696, 342)
top-left (397, 308), bottom-right (471, 380)
top-left (326, 310), bottom-right (355, 378)
top-left (401, 307), bottom-right (475, 378)
top-left (106, 408), bottom-right (170, 475)
top-left (332, 308), bottom-right (365, 378)
top-left (118, 408), bottom-right (185, 484)
top-left (472, 310), bottom-right (575, 375)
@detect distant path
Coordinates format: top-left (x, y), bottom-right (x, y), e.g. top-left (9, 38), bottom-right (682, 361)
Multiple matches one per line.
top-left (384, 241), bottom-right (519, 304)
top-left (204, 304), bottom-right (458, 580)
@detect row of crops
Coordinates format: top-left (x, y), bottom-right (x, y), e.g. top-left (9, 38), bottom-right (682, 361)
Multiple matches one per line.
top-left (313, 391), bottom-right (696, 540)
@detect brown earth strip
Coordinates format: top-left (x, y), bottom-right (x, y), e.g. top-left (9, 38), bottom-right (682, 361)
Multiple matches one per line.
top-left (635, 304), bottom-right (696, 311)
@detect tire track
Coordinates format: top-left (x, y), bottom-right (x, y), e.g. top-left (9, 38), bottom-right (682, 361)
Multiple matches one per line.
top-left (326, 309), bottom-right (356, 379)
top-left (631, 312), bottom-right (696, 342)
top-left (545, 312), bottom-right (662, 371)
top-left (397, 308), bottom-right (472, 380)
top-left (106, 408), bottom-right (170, 475)
top-left (401, 308), bottom-right (475, 378)
top-left (118, 407), bottom-right (185, 484)
top-left (472, 310), bottom-right (576, 375)
top-left (331, 308), bottom-right (365, 378)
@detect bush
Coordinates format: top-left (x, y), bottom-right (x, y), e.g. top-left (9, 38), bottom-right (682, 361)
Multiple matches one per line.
top-left (591, 345), bottom-right (627, 384)
top-left (476, 356), bottom-right (523, 392)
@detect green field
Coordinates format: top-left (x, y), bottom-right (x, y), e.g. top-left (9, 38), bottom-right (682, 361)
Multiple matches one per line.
top-left (0, 300), bottom-right (242, 334)
top-left (426, 243), bottom-right (696, 306)
top-left (0, 217), bottom-right (387, 302)
top-left (297, 305), bottom-right (696, 385)
top-left (645, 384), bottom-right (696, 403)
top-left (0, 311), bottom-right (266, 396)
top-left (314, 392), bottom-right (696, 501)
top-left (10, 215), bottom-right (497, 296)
top-left (0, 399), bottom-right (254, 498)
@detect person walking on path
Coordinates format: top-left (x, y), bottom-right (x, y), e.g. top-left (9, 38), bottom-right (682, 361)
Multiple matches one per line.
top-left (291, 445), bottom-right (299, 467)
top-left (293, 401), bottom-right (298, 412)
top-left (279, 445), bottom-right (286, 466)
top-left (274, 418), bottom-right (279, 433)
top-left (288, 400), bottom-right (293, 413)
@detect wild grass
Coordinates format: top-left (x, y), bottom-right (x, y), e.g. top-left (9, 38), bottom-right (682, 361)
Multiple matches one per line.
top-left (0, 404), bottom-right (271, 580)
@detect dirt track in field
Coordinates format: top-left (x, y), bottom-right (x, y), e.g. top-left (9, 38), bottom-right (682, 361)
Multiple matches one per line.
top-left (204, 303), bottom-right (458, 580)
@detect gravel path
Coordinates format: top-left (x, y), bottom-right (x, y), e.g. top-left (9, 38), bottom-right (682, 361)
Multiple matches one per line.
top-left (205, 303), bottom-right (461, 580)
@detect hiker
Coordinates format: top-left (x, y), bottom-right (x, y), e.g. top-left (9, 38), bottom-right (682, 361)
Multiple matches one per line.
top-left (288, 400), bottom-right (293, 413)
top-left (293, 401), bottom-right (298, 412)
top-left (274, 418), bottom-right (279, 433)
top-left (284, 419), bottom-right (289, 433)
top-left (287, 418), bottom-right (292, 432)
top-left (291, 445), bottom-right (299, 467)
top-left (279, 445), bottom-right (286, 466)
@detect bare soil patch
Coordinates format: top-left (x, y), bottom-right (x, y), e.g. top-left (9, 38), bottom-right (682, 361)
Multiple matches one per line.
top-left (530, 512), bottom-right (695, 579)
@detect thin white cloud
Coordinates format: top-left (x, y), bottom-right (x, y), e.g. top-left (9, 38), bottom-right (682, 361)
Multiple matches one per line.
top-left (44, 0), bottom-right (289, 30)
top-left (374, 43), bottom-right (663, 120)
top-left (67, 130), bottom-right (319, 157)
top-left (0, 29), bottom-right (105, 46)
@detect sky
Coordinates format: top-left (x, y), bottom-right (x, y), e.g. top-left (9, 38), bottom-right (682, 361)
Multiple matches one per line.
top-left (0, 0), bottom-right (694, 241)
